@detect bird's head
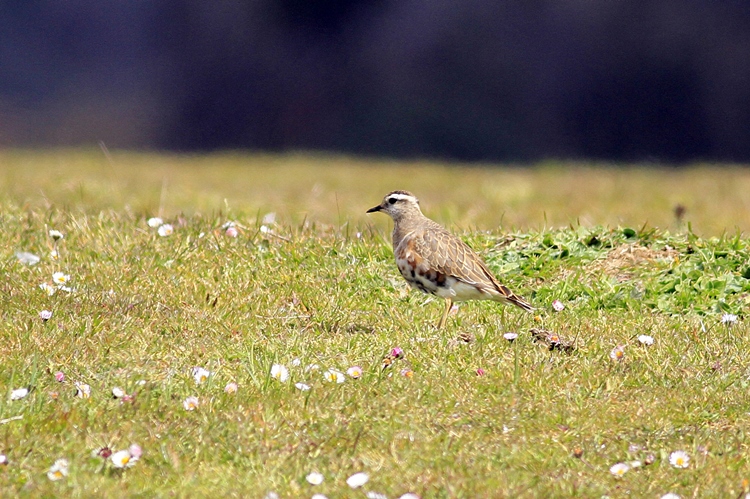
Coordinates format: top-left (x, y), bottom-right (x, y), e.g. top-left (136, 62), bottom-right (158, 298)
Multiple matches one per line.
top-left (366, 190), bottom-right (423, 221)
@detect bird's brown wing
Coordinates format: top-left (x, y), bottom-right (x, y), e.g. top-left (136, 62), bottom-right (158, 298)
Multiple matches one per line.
top-left (414, 223), bottom-right (534, 312)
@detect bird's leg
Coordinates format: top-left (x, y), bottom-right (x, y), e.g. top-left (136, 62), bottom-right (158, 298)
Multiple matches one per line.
top-left (437, 298), bottom-right (453, 329)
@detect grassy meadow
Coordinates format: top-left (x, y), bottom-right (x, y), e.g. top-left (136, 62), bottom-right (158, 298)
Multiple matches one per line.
top-left (2, 149), bottom-right (750, 497)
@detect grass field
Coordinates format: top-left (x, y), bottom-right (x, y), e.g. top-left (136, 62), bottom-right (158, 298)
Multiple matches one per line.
top-left (1, 149), bottom-right (750, 498)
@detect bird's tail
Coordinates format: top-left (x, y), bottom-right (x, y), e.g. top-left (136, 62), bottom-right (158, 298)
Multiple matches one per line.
top-left (495, 283), bottom-right (534, 312)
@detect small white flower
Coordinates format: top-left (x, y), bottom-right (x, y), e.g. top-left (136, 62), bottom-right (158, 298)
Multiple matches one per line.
top-left (366, 493), bottom-right (387, 499)
top-left (291, 358), bottom-right (301, 367)
top-left (157, 224), bottom-right (174, 237)
top-left (39, 282), bottom-right (56, 296)
top-left (224, 382), bottom-right (238, 394)
top-left (503, 332), bottom-right (518, 341)
top-left (39, 310), bottom-right (53, 321)
top-left (260, 225), bottom-right (270, 234)
top-left (660, 493), bottom-right (681, 499)
top-left (110, 449), bottom-right (138, 468)
top-left (10, 388), bottom-right (29, 400)
top-left (629, 460), bottom-right (642, 468)
top-left (183, 396), bottom-right (199, 411)
top-left (262, 212), bottom-right (276, 225)
top-left (721, 313), bottom-right (739, 325)
top-left (399, 494), bottom-right (421, 499)
top-left (129, 444), bottom-right (143, 459)
top-left (609, 462), bottom-right (630, 477)
top-left (49, 230), bottom-right (64, 241)
top-left (295, 383), bottom-right (311, 391)
top-left (669, 450), bottom-right (690, 468)
top-left (323, 369), bottom-right (345, 384)
top-left (610, 345), bottom-right (625, 362)
top-left (75, 383), bottom-right (91, 399)
top-left (552, 299), bottom-right (565, 312)
top-left (47, 458), bottom-right (69, 481)
top-left (347, 366), bottom-right (363, 379)
top-left (346, 471), bottom-right (369, 489)
top-left (306, 471), bottom-right (324, 485)
top-left (0, 454), bottom-right (7, 465)
top-left (225, 226), bottom-right (238, 238)
top-left (16, 251), bottom-right (40, 265)
top-left (50, 249), bottom-right (59, 260)
top-left (52, 272), bottom-right (70, 285)
top-left (112, 387), bottom-right (125, 398)
top-left (270, 364), bottom-right (289, 382)
top-left (637, 335), bottom-right (654, 346)
top-left (192, 367), bottom-right (212, 385)
top-left (147, 217), bottom-right (163, 228)
top-left (311, 495), bottom-right (329, 499)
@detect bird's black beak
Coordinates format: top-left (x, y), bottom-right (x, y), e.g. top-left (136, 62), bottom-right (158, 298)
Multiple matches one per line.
top-left (366, 205), bottom-right (382, 213)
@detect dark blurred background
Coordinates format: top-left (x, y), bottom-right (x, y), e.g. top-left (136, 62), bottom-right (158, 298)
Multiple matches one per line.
top-left (2, 1), bottom-right (750, 163)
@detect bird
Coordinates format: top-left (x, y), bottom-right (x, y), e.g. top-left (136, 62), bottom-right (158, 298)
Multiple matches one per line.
top-left (367, 190), bottom-right (533, 329)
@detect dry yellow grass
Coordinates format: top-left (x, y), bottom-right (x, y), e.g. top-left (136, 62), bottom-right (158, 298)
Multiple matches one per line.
top-left (3, 148), bottom-right (750, 234)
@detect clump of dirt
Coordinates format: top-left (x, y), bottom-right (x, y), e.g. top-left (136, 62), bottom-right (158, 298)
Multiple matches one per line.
top-left (590, 244), bottom-right (679, 282)
top-left (530, 328), bottom-right (575, 353)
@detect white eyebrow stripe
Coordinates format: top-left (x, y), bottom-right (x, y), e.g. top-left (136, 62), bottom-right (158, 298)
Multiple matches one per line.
top-left (388, 193), bottom-right (417, 202)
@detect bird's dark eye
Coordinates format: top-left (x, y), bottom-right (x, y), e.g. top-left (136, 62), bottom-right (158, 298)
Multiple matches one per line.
top-left (388, 197), bottom-right (397, 204)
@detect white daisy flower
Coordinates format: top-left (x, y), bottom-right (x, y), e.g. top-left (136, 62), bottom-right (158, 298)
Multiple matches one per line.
top-left (49, 230), bottom-right (64, 241)
top-left (270, 364), bottom-right (289, 382)
top-left (183, 396), bottom-right (199, 411)
top-left (552, 299), bottom-right (565, 312)
top-left (609, 462), bottom-right (630, 477)
top-left (147, 217), bottom-right (163, 228)
top-left (311, 495), bottom-right (329, 499)
top-left (610, 345), bottom-right (625, 362)
top-left (503, 332), bottom-right (518, 342)
top-left (192, 367), bottom-right (212, 385)
top-left (262, 212), bottom-right (276, 225)
top-left (75, 383), bottom-right (91, 399)
top-left (346, 471), bottom-right (369, 489)
top-left (39, 310), bottom-right (53, 321)
top-left (399, 494), bottom-right (421, 499)
top-left (47, 458), bottom-right (69, 481)
top-left (50, 249), bottom-right (59, 260)
top-left (637, 335), bottom-right (654, 346)
top-left (52, 272), bottom-right (70, 285)
top-left (660, 493), bottom-right (681, 499)
top-left (129, 444), bottom-right (143, 459)
top-left (721, 313), bottom-right (738, 325)
top-left (366, 493), bottom-right (387, 499)
top-left (39, 282), bottom-right (57, 296)
top-left (306, 471), bottom-right (324, 485)
top-left (112, 387), bottom-right (125, 399)
top-left (224, 382), bottom-right (238, 394)
top-left (157, 224), bottom-right (174, 237)
top-left (0, 454), bottom-right (7, 465)
top-left (16, 251), bottom-right (40, 265)
top-left (347, 366), bottom-right (363, 379)
top-left (323, 369), bottom-right (345, 383)
top-left (225, 226), bottom-right (238, 238)
top-left (110, 449), bottom-right (138, 468)
top-left (669, 450), bottom-right (689, 468)
top-left (10, 388), bottom-right (29, 400)
top-left (295, 383), bottom-right (311, 391)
